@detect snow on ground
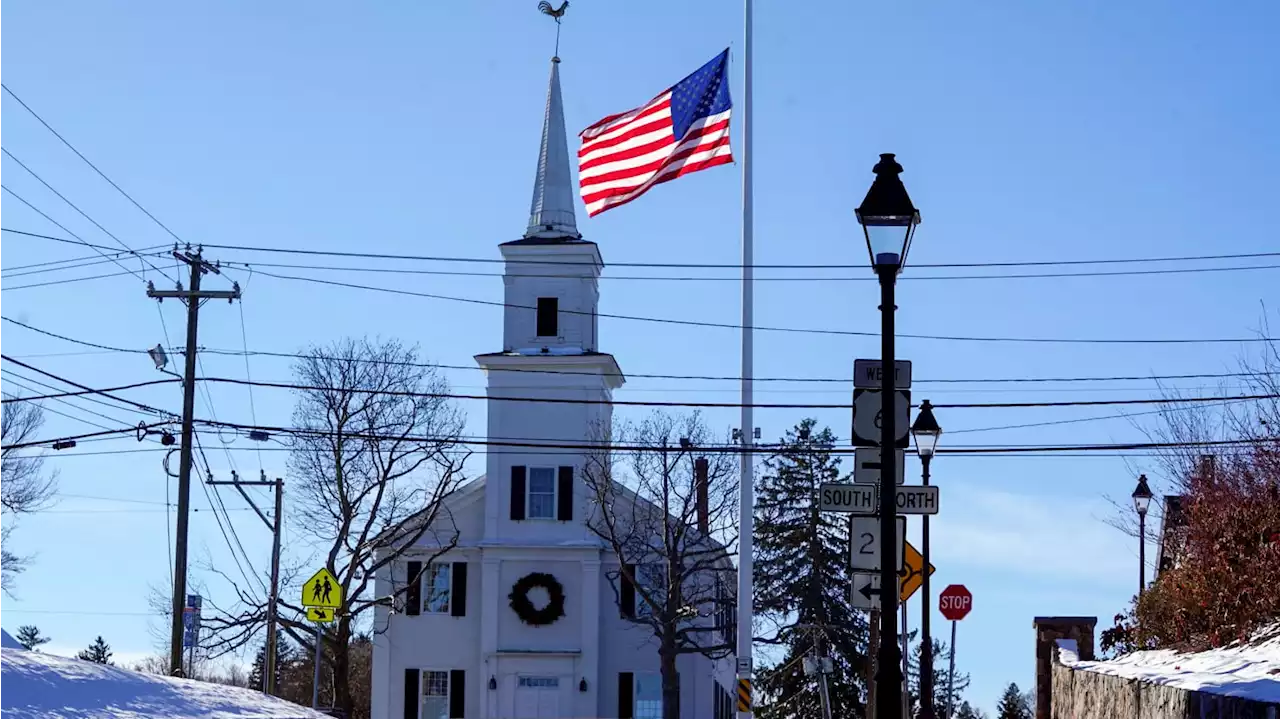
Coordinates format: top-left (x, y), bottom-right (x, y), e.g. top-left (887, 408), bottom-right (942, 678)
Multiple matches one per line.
top-left (2, 629), bottom-right (23, 649)
top-left (1058, 623), bottom-right (1280, 704)
top-left (1, 643), bottom-right (332, 719)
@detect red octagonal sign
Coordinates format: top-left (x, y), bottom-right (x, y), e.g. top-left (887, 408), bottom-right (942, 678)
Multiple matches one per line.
top-left (939, 584), bottom-right (972, 621)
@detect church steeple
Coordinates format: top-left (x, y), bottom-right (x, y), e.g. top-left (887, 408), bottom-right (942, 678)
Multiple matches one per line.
top-left (524, 56), bottom-right (580, 240)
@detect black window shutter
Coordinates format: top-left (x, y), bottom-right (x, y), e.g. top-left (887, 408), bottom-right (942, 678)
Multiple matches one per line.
top-left (621, 563), bottom-right (636, 618)
top-left (510, 466), bottom-right (526, 520)
top-left (449, 669), bottom-right (465, 718)
top-left (403, 668), bottom-right (418, 719)
top-left (451, 562), bottom-right (467, 617)
top-left (618, 672), bottom-right (634, 719)
top-left (405, 561), bottom-right (422, 617)
top-left (557, 466), bottom-right (574, 521)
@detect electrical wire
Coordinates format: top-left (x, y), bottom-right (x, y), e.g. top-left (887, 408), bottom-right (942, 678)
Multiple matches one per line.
top-left (0, 355), bottom-right (175, 416)
top-left (1, 370), bottom-right (138, 427)
top-left (2, 248), bottom-right (167, 276)
top-left (1, 269), bottom-right (161, 292)
top-left (2, 315), bottom-right (1262, 386)
top-left (1, 148), bottom-right (177, 283)
top-left (0, 377), bottom-right (182, 404)
top-left (1, 185), bottom-right (149, 283)
top-left (211, 258), bottom-right (1280, 283)
top-left (229, 267), bottom-right (1276, 345)
top-left (2, 84), bottom-right (189, 246)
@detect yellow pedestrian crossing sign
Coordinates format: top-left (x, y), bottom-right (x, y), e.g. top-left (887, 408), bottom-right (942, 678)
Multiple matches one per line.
top-left (302, 567), bottom-right (343, 610)
top-left (307, 607), bottom-right (336, 623)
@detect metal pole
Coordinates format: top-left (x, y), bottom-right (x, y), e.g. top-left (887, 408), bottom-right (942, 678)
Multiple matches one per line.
top-left (312, 624), bottom-right (322, 709)
top-left (168, 257), bottom-right (203, 676)
top-left (920, 455), bottom-right (935, 719)
top-left (737, 0), bottom-right (755, 716)
top-left (867, 609), bottom-right (880, 718)
top-left (945, 620), bottom-right (957, 719)
top-left (901, 600), bottom-right (910, 719)
top-left (1138, 511), bottom-right (1147, 598)
top-left (875, 264), bottom-right (902, 719)
top-left (264, 479), bottom-right (284, 694)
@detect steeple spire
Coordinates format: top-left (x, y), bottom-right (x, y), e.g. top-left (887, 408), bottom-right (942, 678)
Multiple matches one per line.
top-left (524, 56), bottom-right (579, 240)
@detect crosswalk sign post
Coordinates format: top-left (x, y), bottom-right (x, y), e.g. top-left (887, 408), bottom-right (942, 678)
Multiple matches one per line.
top-left (301, 568), bottom-right (342, 710)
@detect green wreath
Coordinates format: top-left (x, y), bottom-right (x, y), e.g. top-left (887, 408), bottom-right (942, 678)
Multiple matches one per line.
top-left (508, 572), bottom-right (566, 627)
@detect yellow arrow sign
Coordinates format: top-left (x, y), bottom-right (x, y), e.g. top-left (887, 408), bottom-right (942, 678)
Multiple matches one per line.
top-left (301, 567), bottom-right (344, 610)
top-left (898, 540), bottom-right (936, 603)
top-left (307, 607), bottom-right (336, 623)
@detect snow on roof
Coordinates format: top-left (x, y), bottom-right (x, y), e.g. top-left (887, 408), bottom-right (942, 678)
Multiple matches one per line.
top-left (1065, 623), bottom-right (1280, 704)
top-left (1, 647), bottom-right (333, 718)
top-left (1, 630), bottom-right (24, 650)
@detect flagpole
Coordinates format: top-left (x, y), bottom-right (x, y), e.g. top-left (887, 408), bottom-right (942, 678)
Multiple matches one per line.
top-left (736, 0), bottom-right (755, 717)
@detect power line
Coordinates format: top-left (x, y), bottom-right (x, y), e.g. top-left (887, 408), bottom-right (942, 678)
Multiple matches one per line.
top-left (2, 248), bottom-right (166, 275)
top-left (2, 185), bottom-right (150, 283)
top-left (2, 315), bottom-right (1262, 386)
top-left (209, 257), bottom-right (1280, 283)
top-left (2, 84), bottom-right (188, 246)
top-left (196, 375), bottom-right (1280, 412)
top-left (1, 370), bottom-right (138, 428)
top-left (234, 267), bottom-right (1275, 345)
top-left (1, 269), bottom-right (157, 291)
top-left (1, 148), bottom-right (177, 283)
top-left (0, 355), bottom-right (175, 416)
top-left (0, 377), bottom-right (181, 404)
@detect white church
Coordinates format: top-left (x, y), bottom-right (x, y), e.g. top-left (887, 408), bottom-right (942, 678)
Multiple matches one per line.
top-left (370, 54), bottom-right (739, 719)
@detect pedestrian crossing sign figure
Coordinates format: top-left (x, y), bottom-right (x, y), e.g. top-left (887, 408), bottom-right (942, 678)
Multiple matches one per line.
top-left (301, 567), bottom-right (343, 610)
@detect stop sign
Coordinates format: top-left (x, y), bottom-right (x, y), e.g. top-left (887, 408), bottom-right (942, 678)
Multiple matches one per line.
top-left (939, 584), bottom-right (972, 621)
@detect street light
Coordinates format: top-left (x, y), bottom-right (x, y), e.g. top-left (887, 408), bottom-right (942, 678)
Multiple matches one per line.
top-left (1132, 474), bottom-right (1154, 597)
top-left (911, 400), bottom-right (942, 719)
top-left (857, 152), bottom-right (920, 719)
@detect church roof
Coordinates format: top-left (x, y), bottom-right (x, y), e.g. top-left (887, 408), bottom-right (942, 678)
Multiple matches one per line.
top-left (523, 56), bottom-right (581, 241)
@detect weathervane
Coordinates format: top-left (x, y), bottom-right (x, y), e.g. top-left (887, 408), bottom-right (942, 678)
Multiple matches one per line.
top-left (538, 1), bottom-right (569, 58)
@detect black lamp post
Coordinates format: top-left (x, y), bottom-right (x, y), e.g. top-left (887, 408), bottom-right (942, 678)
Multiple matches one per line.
top-left (1132, 474), bottom-right (1153, 597)
top-left (911, 400), bottom-right (942, 719)
top-left (856, 152), bottom-right (920, 719)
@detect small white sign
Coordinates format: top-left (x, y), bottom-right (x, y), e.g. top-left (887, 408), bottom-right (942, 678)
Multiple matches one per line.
top-left (851, 572), bottom-right (882, 611)
top-left (893, 486), bottom-right (940, 515)
top-left (819, 483), bottom-right (876, 514)
top-left (853, 448), bottom-right (906, 485)
top-left (851, 389), bottom-right (911, 448)
top-left (853, 359), bottom-right (912, 389)
top-left (850, 516), bottom-right (907, 572)
top-left (736, 657), bottom-right (752, 674)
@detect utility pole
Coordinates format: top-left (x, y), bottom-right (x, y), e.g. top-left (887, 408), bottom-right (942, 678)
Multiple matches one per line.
top-left (867, 609), bottom-right (879, 718)
top-left (148, 247), bottom-right (240, 676)
top-left (208, 470), bottom-right (283, 694)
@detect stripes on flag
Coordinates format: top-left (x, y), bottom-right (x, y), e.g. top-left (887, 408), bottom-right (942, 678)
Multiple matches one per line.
top-left (578, 49), bottom-right (733, 217)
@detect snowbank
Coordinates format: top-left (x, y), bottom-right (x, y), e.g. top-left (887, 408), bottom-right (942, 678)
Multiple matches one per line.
top-left (1064, 623), bottom-right (1280, 704)
top-left (1, 629), bottom-right (23, 650)
top-left (1, 646), bottom-right (332, 718)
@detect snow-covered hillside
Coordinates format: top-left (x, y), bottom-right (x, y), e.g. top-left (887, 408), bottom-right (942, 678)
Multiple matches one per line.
top-left (1, 636), bottom-right (332, 719)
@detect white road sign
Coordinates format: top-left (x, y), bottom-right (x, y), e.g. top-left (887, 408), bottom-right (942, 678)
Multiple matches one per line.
top-left (851, 389), bottom-right (911, 448)
top-left (819, 483), bottom-right (876, 513)
top-left (853, 448), bottom-right (906, 485)
top-left (850, 515), bottom-right (907, 572)
top-left (892, 485), bottom-right (940, 515)
top-left (851, 572), bottom-right (882, 611)
top-left (853, 359), bottom-right (912, 389)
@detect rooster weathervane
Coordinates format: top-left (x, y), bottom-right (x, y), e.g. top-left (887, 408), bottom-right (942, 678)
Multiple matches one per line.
top-left (538, 1), bottom-right (569, 58)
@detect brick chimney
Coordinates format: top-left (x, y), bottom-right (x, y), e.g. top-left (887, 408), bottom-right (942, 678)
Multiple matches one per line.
top-left (695, 457), bottom-right (709, 534)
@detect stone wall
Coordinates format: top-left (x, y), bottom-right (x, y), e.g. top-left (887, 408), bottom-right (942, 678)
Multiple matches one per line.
top-left (1037, 616), bottom-right (1278, 719)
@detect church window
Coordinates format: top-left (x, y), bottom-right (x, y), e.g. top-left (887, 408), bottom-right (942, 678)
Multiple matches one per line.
top-left (633, 672), bottom-right (663, 719)
top-left (536, 297), bottom-right (559, 337)
top-left (422, 564), bottom-right (451, 614)
top-left (420, 670), bottom-right (449, 719)
top-left (527, 467), bottom-right (557, 519)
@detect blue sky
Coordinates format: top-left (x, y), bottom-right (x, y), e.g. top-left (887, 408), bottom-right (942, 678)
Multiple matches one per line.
top-left (2, 0), bottom-right (1278, 712)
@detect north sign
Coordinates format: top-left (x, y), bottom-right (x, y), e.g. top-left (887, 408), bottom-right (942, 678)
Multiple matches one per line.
top-left (851, 388), bottom-right (911, 448)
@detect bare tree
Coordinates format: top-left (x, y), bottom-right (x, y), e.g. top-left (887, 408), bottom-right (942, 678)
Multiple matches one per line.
top-left (581, 411), bottom-right (738, 719)
top-left (201, 338), bottom-right (469, 716)
top-left (2, 398), bottom-right (58, 595)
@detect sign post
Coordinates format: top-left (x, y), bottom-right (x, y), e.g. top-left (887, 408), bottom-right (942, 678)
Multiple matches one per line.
top-left (301, 567), bottom-right (344, 710)
top-left (938, 584), bottom-right (973, 719)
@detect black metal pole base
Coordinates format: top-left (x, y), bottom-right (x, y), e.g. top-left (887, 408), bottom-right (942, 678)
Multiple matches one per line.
top-left (876, 262), bottom-right (902, 719)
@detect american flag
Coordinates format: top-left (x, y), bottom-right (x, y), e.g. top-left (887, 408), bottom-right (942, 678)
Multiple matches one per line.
top-left (578, 49), bottom-right (733, 217)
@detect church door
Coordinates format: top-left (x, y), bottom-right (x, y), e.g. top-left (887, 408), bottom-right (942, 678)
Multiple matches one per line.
top-left (514, 676), bottom-right (561, 718)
